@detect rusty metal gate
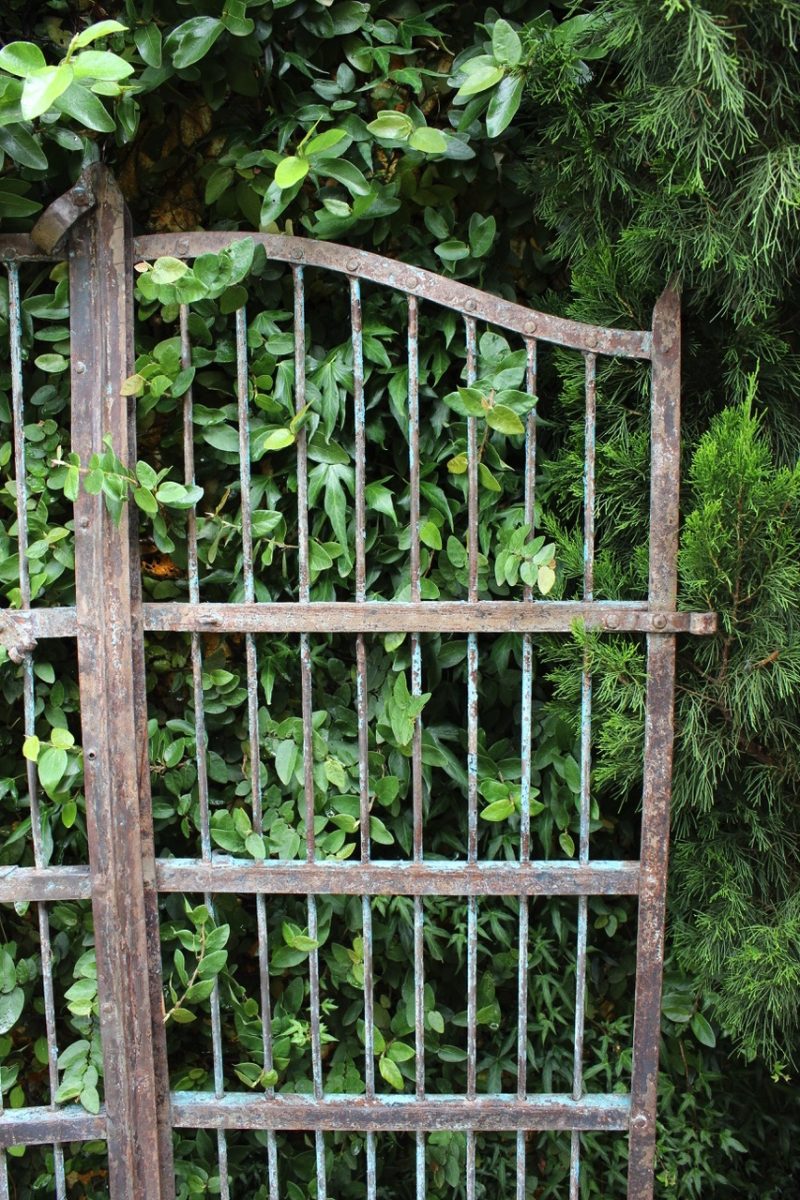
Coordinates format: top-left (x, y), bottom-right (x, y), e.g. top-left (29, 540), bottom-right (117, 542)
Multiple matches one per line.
top-left (0, 167), bottom-right (714, 1199)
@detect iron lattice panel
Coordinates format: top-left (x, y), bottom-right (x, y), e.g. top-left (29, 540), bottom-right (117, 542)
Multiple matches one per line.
top-left (0, 166), bottom-right (714, 1200)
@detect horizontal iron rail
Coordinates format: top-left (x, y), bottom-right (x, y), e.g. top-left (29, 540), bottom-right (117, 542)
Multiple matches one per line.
top-left (135, 233), bottom-right (651, 359)
top-left (171, 1092), bottom-right (632, 1133)
top-left (0, 1093), bottom-right (630, 1147)
top-left (0, 233), bottom-right (649, 356)
top-left (0, 1106), bottom-right (106, 1148)
top-left (4, 602), bottom-right (716, 643)
top-left (0, 859), bottom-right (640, 903)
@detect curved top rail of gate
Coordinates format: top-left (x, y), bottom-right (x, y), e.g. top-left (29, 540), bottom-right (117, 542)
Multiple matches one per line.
top-left (0, 229), bottom-right (651, 359)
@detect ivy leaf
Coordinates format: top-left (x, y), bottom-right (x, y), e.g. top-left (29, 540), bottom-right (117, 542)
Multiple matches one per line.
top-left (420, 521), bottom-right (442, 551)
top-left (275, 156), bottom-right (310, 189)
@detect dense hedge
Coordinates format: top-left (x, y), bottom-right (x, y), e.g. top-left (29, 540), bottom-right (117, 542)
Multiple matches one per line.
top-left (0, 2), bottom-right (798, 1197)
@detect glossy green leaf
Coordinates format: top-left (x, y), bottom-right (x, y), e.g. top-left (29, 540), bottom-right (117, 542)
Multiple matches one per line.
top-left (0, 43), bottom-right (46, 78)
top-left (486, 74), bottom-right (524, 138)
top-left (166, 17), bottom-right (225, 70)
top-left (53, 83), bottom-right (116, 132)
top-left (275, 156), bottom-right (310, 189)
top-left (492, 19), bottom-right (523, 68)
top-left (72, 20), bottom-right (128, 49)
top-left (21, 66), bottom-right (74, 120)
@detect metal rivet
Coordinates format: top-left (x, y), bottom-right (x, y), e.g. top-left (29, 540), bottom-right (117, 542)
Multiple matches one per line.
top-left (524, 320), bottom-right (537, 335)
top-left (177, 239), bottom-right (190, 256)
top-left (652, 614), bottom-right (667, 631)
top-left (72, 187), bottom-right (90, 209)
top-left (79, 517), bottom-right (90, 529)
top-left (631, 1114), bottom-right (648, 1131)
top-left (604, 614), bottom-right (618, 630)
top-left (200, 614), bottom-right (221, 627)
top-left (86, 749), bottom-right (97, 761)
top-left (75, 361), bottom-right (86, 374)
top-left (465, 299), bottom-right (477, 313)
top-left (346, 257), bottom-right (359, 273)
top-left (5, 247), bottom-right (17, 261)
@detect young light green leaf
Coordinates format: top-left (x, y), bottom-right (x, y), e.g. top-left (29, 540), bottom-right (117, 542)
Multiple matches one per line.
top-left (537, 564), bottom-right (556, 594)
top-left (366, 111), bottom-right (414, 140)
top-left (38, 746), bottom-right (68, 793)
top-left (275, 156), bottom-right (310, 189)
top-left (72, 51), bottom-right (134, 81)
top-left (486, 404), bottom-right (525, 436)
top-left (443, 387), bottom-right (486, 417)
top-left (455, 58), bottom-right (505, 100)
top-left (72, 20), bottom-right (128, 49)
top-left (305, 128), bottom-right (347, 157)
top-left (378, 1053), bottom-right (404, 1090)
top-left (480, 797), bottom-right (516, 822)
top-left (420, 520), bottom-right (442, 551)
top-left (492, 19), bottom-right (523, 68)
top-left (50, 727), bottom-right (75, 751)
top-left (22, 735), bottom-right (40, 762)
top-left (21, 65), bottom-right (74, 120)
top-left (408, 126), bottom-right (448, 154)
top-left (0, 43), bottom-right (47, 78)
top-left (447, 453), bottom-right (468, 475)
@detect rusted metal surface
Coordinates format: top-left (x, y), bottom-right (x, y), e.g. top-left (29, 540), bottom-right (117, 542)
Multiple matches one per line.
top-left (68, 167), bottom-right (173, 1199)
top-left (627, 288), bottom-right (684, 1200)
top-left (154, 858), bottom-right (641, 896)
top-left (0, 182), bottom-right (706, 1200)
top-left (134, 233), bottom-right (651, 358)
top-left (0, 1106), bottom-right (106, 1148)
top-left (171, 1092), bottom-right (632, 1132)
top-left (30, 168), bottom-right (96, 255)
top-left (7, 259), bottom-right (67, 1197)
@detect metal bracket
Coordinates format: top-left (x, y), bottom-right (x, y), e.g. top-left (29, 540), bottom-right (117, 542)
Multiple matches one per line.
top-left (30, 167), bottom-right (97, 255)
top-left (0, 611), bottom-right (36, 663)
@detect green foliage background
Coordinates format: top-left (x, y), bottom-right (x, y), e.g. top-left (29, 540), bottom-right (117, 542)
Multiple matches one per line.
top-left (0, 1), bottom-right (799, 1196)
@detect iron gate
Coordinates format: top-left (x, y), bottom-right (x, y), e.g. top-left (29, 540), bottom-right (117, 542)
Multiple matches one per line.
top-left (0, 167), bottom-right (715, 1199)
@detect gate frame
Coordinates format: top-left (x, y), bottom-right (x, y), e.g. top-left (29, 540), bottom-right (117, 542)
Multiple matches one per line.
top-left (0, 167), bottom-right (715, 1200)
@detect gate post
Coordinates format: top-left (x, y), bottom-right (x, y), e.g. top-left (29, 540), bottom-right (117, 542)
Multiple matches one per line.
top-left (69, 166), bottom-right (174, 1198)
top-left (627, 287), bottom-right (682, 1199)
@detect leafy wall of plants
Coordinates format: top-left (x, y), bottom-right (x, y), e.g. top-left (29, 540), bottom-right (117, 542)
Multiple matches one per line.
top-left (0, 2), bottom-right (799, 1197)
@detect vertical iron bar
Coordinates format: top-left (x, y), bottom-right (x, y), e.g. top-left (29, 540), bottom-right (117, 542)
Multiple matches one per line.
top-left (408, 295), bottom-right (426, 1200)
top-left (180, 305), bottom-right (229, 1197)
top-left (627, 289), bottom-right (681, 1200)
top-left (570, 352), bottom-right (596, 1198)
top-left (69, 166), bottom-right (172, 1199)
top-left (294, 268), bottom-right (327, 1200)
top-left (234, 306), bottom-right (280, 1199)
top-left (516, 338), bottom-right (537, 1200)
top-left (351, 277), bottom-right (377, 1196)
top-left (464, 317), bottom-right (478, 1200)
top-left (7, 263), bottom-right (65, 1200)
